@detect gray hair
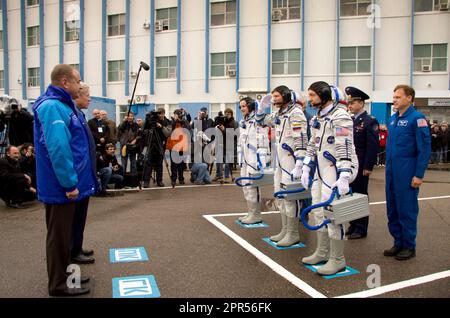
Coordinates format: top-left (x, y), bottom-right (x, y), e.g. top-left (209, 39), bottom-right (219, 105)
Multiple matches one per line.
top-left (79, 82), bottom-right (90, 96)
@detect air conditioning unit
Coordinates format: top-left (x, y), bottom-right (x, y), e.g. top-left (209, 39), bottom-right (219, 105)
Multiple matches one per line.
top-left (272, 9), bottom-right (283, 21)
top-left (143, 21), bottom-right (150, 29)
top-left (439, 2), bottom-right (449, 10)
top-left (72, 32), bottom-right (79, 40)
top-left (226, 66), bottom-right (236, 77)
top-left (155, 20), bottom-right (163, 32)
top-left (135, 94), bottom-right (147, 103)
top-left (422, 65), bottom-right (432, 72)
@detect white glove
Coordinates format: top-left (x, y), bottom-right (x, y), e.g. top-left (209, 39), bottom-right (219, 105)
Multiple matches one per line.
top-left (257, 95), bottom-right (272, 115)
top-left (300, 165), bottom-right (311, 189)
top-left (332, 171), bottom-right (351, 196)
top-left (290, 159), bottom-right (303, 179)
top-left (197, 131), bottom-right (211, 143)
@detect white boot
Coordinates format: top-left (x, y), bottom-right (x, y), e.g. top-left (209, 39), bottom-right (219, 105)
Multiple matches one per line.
top-left (238, 214), bottom-right (250, 222)
top-left (316, 239), bottom-right (346, 276)
top-left (270, 213), bottom-right (287, 242)
top-left (276, 216), bottom-right (300, 247)
top-left (241, 201), bottom-right (262, 224)
top-left (301, 231), bottom-right (330, 265)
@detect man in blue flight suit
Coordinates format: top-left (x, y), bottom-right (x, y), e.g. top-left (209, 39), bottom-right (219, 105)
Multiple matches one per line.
top-left (384, 85), bottom-right (431, 261)
top-left (345, 86), bottom-right (379, 239)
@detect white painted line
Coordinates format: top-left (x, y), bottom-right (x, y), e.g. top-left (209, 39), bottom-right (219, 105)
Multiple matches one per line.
top-left (368, 194), bottom-right (450, 206)
top-left (203, 215), bottom-right (327, 298)
top-left (108, 183), bottom-right (235, 192)
top-left (336, 270), bottom-right (450, 298)
top-left (207, 211), bottom-right (280, 218)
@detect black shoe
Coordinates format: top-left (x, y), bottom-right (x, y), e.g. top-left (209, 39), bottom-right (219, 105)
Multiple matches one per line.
top-left (81, 276), bottom-right (90, 284)
top-left (82, 249), bottom-right (94, 256)
top-left (395, 248), bottom-right (416, 261)
top-left (171, 181), bottom-right (176, 188)
top-left (347, 232), bottom-right (367, 240)
top-left (6, 201), bottom-right (27, 209)
top-left (143, 182), bottom-right (150, 188)
top-left (179, 180), bottom-right (185, 185)
top-left (157, 182), bottom-right (165, 187)
top-left (71, 253), bottom-right (95, 264)
top-left (383, 246), bottom-right (402, 257)
top-left (97, 190), bottom-right (114, 197)
top-left (49, 287), bottom-right (90, 297)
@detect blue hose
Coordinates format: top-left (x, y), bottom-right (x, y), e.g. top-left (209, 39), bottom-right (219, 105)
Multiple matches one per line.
top-left (300, 188), bottom-right (337, 231)
top-left (234, 144), bottom-right (264, 187)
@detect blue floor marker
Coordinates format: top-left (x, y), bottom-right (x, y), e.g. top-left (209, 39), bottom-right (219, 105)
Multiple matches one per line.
top-left (262, 237), bottom-right (305, 250)
top-left (235, 220), bottom-right (269, 229)
top-left (109, 247), bottom-right (149, 263)
top-left (112, 275), bottom-right (160, 298)
top-left (304, 264), bottom-right (360, 279)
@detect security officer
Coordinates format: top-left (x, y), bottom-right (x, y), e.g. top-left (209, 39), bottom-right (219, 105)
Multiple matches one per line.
top-left (345, 86), bottom-right (379, 239)
top-left (256, 86), bottom-right (309, 247)
top-left (384, 85), bottom-right (431, 261)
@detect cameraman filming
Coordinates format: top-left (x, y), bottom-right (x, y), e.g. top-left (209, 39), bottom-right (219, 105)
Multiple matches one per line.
top-left (142, 108), bottom-right (171, 188)
top-left (8, 99), bottom-right (34, 147)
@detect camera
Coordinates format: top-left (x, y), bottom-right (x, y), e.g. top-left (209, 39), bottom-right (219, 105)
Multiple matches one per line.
top-left (144, 110), bottom-right (160, 130)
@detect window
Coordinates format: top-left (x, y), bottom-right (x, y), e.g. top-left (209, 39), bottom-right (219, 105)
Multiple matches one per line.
top-left (108, 60), bottom-right (125, 82)
top-left (210, 103), bottom-right (222, 119)
top-left (27, 0), bottom-right (39, 6)
top-left (155, 7), bottom-right (178, 31)
top-left (272, 49), bottom-right (300, 75)
top-left (0, 70), bottom-right (4, 89)
top-left (70, 64), bottom-right (80, 72)
top-left (340, 46), bottom-right (371, 73)
top-left (27, 26), bottom-right (40, 46)
top-left (415, 0), bottom-right (449, 12)
top-left (272, 0), bottom-right (301, 21)
top-left (156, 56), bottom-right (177, 79)
top-left (211, 52), bottom-right (236, 77)
top-left (28, 68), bottom-right (40, 87)
top-left (65, 20), bottom-right (80, 42)
top-left (340, 0), bottom-right (371, 17)
top-left (0, 31), bottom-right (3, 50)
top-left (414, 44), bottom-right (448, 72)
top-left (168, 104), bottom-right (179, 115)
top-left (211, 1), bottom-right (236, 26)
top-left (108, 14), bottom-right (126, 37)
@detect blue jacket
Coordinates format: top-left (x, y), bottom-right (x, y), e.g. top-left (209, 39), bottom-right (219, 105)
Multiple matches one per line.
top-left (33, 85), bottom-right (98, 204)
top-left (386, 106), bottom-right (431, 180)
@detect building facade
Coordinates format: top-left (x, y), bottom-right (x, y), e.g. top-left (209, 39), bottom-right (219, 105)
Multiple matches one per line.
top-left (0, 0), bottom-right (449, 123)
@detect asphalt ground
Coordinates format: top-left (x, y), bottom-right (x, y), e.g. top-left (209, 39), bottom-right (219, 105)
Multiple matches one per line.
top-left (0, 166), bottom-right (449, 298)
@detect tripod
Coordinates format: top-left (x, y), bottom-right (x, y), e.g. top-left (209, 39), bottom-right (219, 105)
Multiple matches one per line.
top-left (0, 118), bottom-right (10, 159)
top-left (141, 125), bottom-right (172, 189)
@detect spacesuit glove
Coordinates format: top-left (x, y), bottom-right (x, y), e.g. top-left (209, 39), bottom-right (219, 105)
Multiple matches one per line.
top-left (257, 148), bottom-right (267, 169)
top-left (290, 159), bottom-right (303, 180)
top-left (332, 171), bottom-right (351, 196)
top-left (300, 165), bottom-right (311, 189)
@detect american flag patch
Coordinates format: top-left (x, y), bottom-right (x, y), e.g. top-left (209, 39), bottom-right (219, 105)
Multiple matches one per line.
top-left (292, 126), bottom-right (302, 131)
top-left (417, 118), bottom-right (428, 128)
top-left (336, 127), bottom-right (350, 136)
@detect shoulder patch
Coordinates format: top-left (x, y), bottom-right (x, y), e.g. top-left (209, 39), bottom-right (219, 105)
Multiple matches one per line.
top-left (417, 118), bottom-right (428, 128)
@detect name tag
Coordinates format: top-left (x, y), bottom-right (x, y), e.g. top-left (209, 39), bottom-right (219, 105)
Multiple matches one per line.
top-left (98, 127), bottom-right (104, 133)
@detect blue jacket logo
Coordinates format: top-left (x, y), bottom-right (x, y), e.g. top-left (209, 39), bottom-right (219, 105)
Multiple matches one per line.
top-left (398, 120), bottom-right (408, 127)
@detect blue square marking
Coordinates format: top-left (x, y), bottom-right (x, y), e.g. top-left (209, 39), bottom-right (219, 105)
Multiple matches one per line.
top-left (304, 264), bottom-right (360, 279)
top-left (262, 237), bottom-right (305, 250)
top-left (235, 220), bottom-right (269, 229)
top-left (112, 275), bottom-right (160, 298)
top-left (109, 247), bottom-right (149, 263)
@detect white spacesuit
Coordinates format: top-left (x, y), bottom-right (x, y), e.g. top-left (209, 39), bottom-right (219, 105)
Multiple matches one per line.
top-left (256, 86), bottom-right (309, 247)
top-left (238, 99), bottom-right (270, 224)
top-left (300, 82), bottom-right (358, 275)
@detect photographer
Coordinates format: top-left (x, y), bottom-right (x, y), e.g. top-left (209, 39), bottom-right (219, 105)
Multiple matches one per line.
top-left (167, 109), bottom-right (191, 187)
top-left (19, 143), bottom-right (37, 188)
top-left (142, 108), bottom-right (171, 188)
top-left (88, 109), bottom-right (110, 153)
top-left (0, 110), bottom-right (5, 133)
top-left (0, 146), bottom-right (36, 208)
top-left (97, 143), bottom-right (124, 194)
top-left (8, 100), bottom-right (34, 147)
top-left (118, 112), bottom-right (140, 175)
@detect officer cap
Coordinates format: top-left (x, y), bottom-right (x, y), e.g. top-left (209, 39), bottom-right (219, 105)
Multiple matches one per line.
top-left (345, 86), bottom-right (370, 102)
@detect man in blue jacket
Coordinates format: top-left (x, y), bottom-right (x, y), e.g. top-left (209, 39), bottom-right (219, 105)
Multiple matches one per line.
top-left (33, 64), bottom-right (98, 296)
top-left (384, 85), bottom-right (431, 261)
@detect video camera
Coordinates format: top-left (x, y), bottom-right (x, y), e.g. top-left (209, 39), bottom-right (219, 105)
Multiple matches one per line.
top-left (0, 96), bottom-right (20, 120)
top-left (144, 110), bottom-right (161, 130)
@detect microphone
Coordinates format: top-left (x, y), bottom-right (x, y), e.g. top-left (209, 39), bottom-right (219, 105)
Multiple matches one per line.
top-left (140, 61), bottom-right (150, 71)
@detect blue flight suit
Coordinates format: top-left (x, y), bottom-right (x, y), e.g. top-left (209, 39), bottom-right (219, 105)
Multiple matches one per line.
top-left (349, 111), bottom-right (379, 235)
top-left (385, 106), bottom-right (431, 249)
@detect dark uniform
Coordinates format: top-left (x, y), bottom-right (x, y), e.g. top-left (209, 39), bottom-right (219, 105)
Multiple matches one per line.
top-left (345, 87), bottom-right (379, 238)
